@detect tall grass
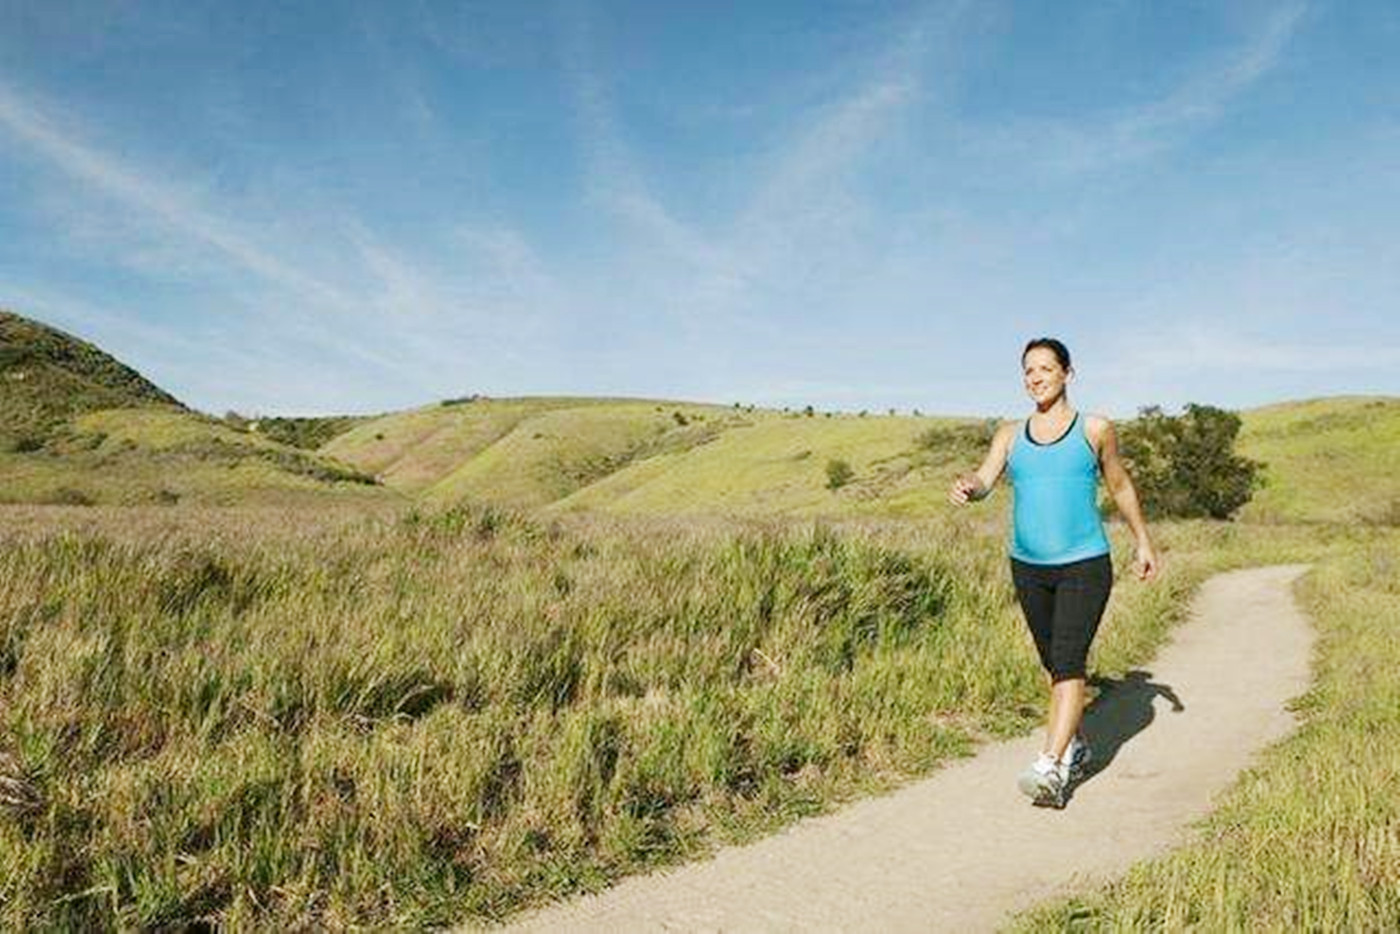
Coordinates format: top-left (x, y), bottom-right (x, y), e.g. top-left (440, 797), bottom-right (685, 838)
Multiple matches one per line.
top-left (1, 503), bottom-right (1192, 929)
top-left (1013, 527), bottom-right (1400, 931)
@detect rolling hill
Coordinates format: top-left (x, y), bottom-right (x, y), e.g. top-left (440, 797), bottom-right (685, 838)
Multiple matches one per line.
top-left (1235, 395), bottom-right (1400, 526)
top-left (322, 394), bottom-right (1400, 525)
top-left (0, 309), bottom-right (182, 450)
top-left (322, 398), bottom-right (995, 516)
top-left (0, 309), bottom-right (394, 506)
top-left (6, 308), bottom-right (1398, 522)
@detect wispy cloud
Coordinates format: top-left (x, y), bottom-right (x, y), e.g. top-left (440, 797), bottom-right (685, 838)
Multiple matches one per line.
top-left (729, 5), bottom-right (956, 284)
top-left (973, 3), bottom-right (1309, 175)
top-left (558, 4), bottom-right (733, 280)
top-left (558, 1), bottom-right (969, 326)
top-left (0, 80), bottom-right (356, 310)
top-left (0, 74), bottom-right (563, 398)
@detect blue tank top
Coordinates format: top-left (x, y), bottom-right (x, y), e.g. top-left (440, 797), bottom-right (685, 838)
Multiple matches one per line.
top-left (1007, 413), bottom-right (1111, 566)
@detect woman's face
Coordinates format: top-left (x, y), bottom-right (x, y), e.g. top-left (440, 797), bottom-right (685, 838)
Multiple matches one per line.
top-left (1022, 347), bottom-right (1070, 406)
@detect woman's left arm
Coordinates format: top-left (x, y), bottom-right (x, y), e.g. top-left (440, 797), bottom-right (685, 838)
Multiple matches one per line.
top-left (1090, 416), bottom-right (1159, 581)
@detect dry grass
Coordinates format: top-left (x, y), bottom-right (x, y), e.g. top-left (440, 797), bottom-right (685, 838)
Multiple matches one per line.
top-left (0, 502), bottom-right (1199, 930)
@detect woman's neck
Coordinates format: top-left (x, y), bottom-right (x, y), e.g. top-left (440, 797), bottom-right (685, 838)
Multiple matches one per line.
top-left (1033, 396), bottom-right (1073, 418)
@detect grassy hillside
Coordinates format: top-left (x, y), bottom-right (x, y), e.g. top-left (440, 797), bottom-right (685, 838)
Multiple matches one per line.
top-left (322, 397), bottom-right (622, 494)
top-left (0, 310), bottom-right (405, 507)
top-left (0, 310), bottom-right (181, 449)
top-left (1236, 396), bottom-right (1400, 526)
top-left (5, 302), bottom-right (1395, 528)
top-left (422, 401), bottom-right (743, 508)
top-left (0, 407), bottom-right (396, 507)
top-left (326, 397), bottom-right (744, 505)
top-left (547, 414), bottom-right (995, 519)
top-left (331, 395), bottom-right (1400, 526)
top-left (324, 397), bottom-right (998, 519)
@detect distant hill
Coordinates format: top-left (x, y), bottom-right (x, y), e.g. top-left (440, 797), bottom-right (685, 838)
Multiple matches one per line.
top-left (325, 397), bottom-right (990, 517)
top-left (0, 309), bottom-right (395, 507)
top-left (1236, 395), bottom-right (1400, 526)
top-left (5, 309), bottom-right (1396, 522)
top-left (323, 397), bottom-right (744, 505)
top-left (327, 394), bottom-right (1400, 524)
top-left (0, 309), bottom-right (182, 449)
top-left (0, 406), bottom-right (394, 508)
top-left (544, 411), bottom-right (988, 518)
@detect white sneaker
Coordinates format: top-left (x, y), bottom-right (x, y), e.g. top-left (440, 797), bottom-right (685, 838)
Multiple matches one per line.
top-left (1017, 755), bottom-right (1068, 808)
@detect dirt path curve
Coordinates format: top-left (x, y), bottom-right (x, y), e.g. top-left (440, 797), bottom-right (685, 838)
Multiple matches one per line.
top-left (490, 565), bottom-right (1315, 933)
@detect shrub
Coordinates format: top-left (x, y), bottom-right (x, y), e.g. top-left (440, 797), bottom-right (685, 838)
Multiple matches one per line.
top-left (42, 487), bottom-right (95, 506)
top-left (1116, 404), bottom-right (1264, 520)
top-left (254, 415), bottom-right (364, 450)
top-left (913, 420), bottom-right (999, 467)
top-left (825, 458), bottom-right (854, 490)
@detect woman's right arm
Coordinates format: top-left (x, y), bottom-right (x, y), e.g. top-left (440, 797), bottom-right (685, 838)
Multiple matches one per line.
top-left (947, 422), bottom-right (1015, 505)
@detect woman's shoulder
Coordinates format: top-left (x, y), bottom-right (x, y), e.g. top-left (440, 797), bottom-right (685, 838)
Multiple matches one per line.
top-left (993, 418), bottom-right (1021, 444)
top-left (1082, 413), bottom-right (1115, 448)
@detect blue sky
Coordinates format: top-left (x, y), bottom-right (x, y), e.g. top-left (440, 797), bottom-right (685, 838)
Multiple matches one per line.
top-left (1, 1), bottom-right (1397, 417)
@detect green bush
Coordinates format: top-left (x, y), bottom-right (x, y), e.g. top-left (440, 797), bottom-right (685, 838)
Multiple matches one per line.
top-left (825, 458), bottom-right (854, 490)
top-left (912, 419), bottom-right (999, 469)
top-left (252, 415), bottom-right (365, 450)
top-left (1117, 404), bottom-right (1264, 520)
top-left (41, 487), bottom-right (95, 506)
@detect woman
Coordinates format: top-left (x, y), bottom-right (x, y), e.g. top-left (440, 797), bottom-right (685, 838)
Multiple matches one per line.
top-left (948, 337), bottom-right (1158, 808)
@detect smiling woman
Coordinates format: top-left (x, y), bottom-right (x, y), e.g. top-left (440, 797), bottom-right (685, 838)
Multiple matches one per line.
top-left (949, 337), bottom-right (1158, 808)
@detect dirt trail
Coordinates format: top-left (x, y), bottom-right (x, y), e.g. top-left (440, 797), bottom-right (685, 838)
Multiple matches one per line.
top-left (489, 565), bottom-right (1314, 933)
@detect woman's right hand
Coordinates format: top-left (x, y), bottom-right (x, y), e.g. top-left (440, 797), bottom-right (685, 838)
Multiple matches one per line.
top-left (948, 474), bottom-right (984, 505)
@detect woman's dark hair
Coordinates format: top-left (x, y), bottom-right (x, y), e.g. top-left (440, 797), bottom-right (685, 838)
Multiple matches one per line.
top-left (1022, 337), bottom-right (1071, 370)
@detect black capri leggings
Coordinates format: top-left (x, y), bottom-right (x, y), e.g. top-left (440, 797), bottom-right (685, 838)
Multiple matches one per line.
top-left (1010, 554), bottom-right (1114, 681)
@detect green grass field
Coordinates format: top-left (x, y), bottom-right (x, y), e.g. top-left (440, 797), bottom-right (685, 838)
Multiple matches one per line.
top-left (318, 394), bottom-right (1004, 520)
top-left (321, 397), bottom-right (736, 502)
top-left (421, 401), bottom-right (743, 508)
top-left (0, 503), bottom-right (1221, 929)
top-left (5, 502), bottom-right (1393, 929)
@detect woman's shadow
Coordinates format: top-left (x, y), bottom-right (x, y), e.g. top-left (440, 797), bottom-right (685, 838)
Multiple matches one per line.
top-left (1075, 671), bottom-right (1185, 785)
